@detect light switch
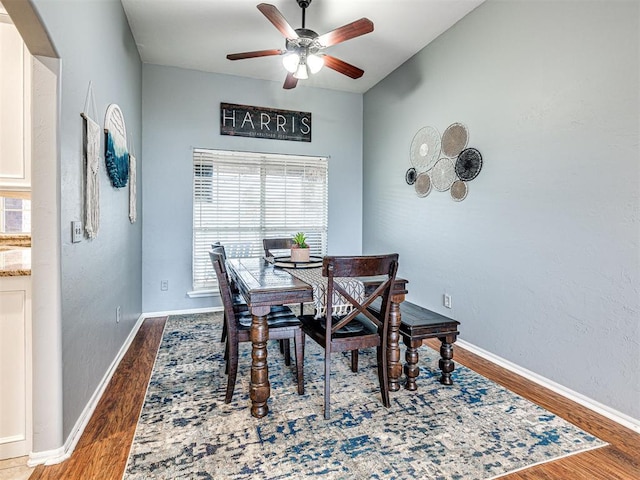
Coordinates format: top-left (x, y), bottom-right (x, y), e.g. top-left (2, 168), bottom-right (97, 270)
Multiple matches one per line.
top-left (72, 221), bottom-right (83, 243)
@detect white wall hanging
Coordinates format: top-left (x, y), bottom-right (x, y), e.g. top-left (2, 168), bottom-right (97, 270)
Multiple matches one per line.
top-left (128, 134), bottom-right (137, 223)
top-left (410, 126), bottom-right (441, 172)
top-left (80, 81), bottom-right (100, 238)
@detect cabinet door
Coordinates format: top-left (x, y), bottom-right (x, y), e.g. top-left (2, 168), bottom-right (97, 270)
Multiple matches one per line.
top-left (0, 20), bottom-right (30, 190)
top-left (0, 276), bottom-right (32, 459)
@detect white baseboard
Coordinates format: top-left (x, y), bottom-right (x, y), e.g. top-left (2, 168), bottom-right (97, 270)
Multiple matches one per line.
top-left (27, 446), bottom-right (66, 467)
top-left (457, 339), bottom-right (640, 434)
top-left (142, 306), bottom-right (222, 317)
top-left (28, 313), bottom-right (147, 467)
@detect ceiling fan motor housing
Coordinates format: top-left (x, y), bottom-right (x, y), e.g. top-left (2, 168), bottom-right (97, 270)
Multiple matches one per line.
top-left (286, 28), bottom-right (322, 55)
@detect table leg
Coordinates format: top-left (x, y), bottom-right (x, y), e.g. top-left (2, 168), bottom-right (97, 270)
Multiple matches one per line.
top-left (403, 337), bottom-right (421, 391)
top-left (387, 294), bottom-right (404, 392)
top-left (250, 306), bottom-right (270, 418)
top-left (438, 334), bottom-right (456, 386)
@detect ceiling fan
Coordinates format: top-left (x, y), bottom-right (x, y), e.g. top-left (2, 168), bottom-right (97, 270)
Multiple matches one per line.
top-left (226, 1), bottom-right (374, 89)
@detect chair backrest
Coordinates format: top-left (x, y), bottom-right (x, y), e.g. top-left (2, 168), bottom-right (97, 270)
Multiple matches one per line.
top-left (212, 243), bottom-right (243, 294)
top-left (322, 254), bottom-right (399, 337)
top-left (263, 237), bottom-right (293, 258)
top-left (209, 250), bottom-right (237, 330)
top-left (211, 242), bottom-right (227, 260)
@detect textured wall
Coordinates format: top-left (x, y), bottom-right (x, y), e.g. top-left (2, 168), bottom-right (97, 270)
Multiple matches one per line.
top-left (363, 0), bottom-right (639, 420)
top-left (31, 0), bottom-right (143, 439)
top-left (141, 65), bottom-right (363, 312)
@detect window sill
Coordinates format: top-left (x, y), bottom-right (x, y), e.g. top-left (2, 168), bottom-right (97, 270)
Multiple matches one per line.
top-left (187, 289), bottom-right (218, 298)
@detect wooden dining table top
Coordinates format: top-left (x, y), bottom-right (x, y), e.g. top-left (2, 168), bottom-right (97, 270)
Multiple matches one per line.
top-left (227, 256), bottom-right (408, 305)
top-left (226, 257), bottom-right (314, 307)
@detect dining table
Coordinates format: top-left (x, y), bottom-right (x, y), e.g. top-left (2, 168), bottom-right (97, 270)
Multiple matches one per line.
top-left (226, 256), bottom-right (408, 418)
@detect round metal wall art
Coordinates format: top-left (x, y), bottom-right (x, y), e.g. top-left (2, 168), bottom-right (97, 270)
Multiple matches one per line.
top-left (406, 122), bottom-right (483, 202)
top-left (455, 147), bottom-right (483, 181)
top-left (450, 180), bottom-right (468, 202)
top-left (410, 126), bottom-right (441, 172)
top-left (430, 157), bottom-right (457, 192)
top-left (441, 123), bottom-right (469, 158)
top-left (405, 167), bottom-right (417, 185)
top-left (414, 172), bottom-right (432, 197)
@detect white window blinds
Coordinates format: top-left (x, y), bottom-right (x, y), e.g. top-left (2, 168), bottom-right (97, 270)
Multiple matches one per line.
top-left (193, 148), bottom-right (328, 290)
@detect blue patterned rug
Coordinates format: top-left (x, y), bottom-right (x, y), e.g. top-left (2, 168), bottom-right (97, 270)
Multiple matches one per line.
top-left (124, 313), bottom-right (605, 479)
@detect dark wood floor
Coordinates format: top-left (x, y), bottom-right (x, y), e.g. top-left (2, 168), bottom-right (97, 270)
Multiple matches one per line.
top-left (29, 316), bottom-right (167, 480)
top-left (30, 316), bottom-right (639, 479)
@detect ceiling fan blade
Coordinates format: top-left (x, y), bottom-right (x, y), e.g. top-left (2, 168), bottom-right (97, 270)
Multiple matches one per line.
top-left (323, 55), bottom-right (364, 79)
top-left (226, 49), bottom-right (284, 60)
top-left (283, 72), bottom-right (298, 89)
top-left (316, 18), bottom-right (374, 47)
top-left (257, 3), bottom-right (299, 39)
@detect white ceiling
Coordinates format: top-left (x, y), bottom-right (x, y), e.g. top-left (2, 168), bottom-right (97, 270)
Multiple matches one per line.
top-left (121, 0), bottom-right (484, 94)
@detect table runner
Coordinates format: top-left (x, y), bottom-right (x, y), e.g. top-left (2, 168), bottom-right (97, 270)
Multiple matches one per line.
top-left (284, 267), bottom-right (364, 319)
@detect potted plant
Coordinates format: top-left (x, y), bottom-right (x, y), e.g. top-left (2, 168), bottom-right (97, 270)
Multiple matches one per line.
top-left (290, 232), bottom-right (310, 263)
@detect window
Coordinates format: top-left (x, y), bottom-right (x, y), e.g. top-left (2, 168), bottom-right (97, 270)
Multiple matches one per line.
top-left (193, 149), bottom-right (328, 291)
top-left (0, 195), bottom-right (31, 234)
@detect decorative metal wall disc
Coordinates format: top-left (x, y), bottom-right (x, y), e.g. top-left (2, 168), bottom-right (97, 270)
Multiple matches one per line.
top-left (441, 123), bottom-right (469, 158)
top-left (455, 148), bottom-right (483, 181)
top-left (450, 180), bottom-right (468, 201)
top-left (430, 158), bottom-right (456, 192)
top-left (410, 126), bottom-right (441, 172)
top-left (405, 167), bottom-right (417, 185)
top-left (414, 172), bottom-right (432, 197)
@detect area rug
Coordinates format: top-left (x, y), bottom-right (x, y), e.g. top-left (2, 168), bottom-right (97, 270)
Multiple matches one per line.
top-left (123, 313), bottom-right (605, 480)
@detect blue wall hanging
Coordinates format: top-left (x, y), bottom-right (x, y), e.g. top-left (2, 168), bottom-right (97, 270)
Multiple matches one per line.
top-left (104, 103), bottom-right (129, 188)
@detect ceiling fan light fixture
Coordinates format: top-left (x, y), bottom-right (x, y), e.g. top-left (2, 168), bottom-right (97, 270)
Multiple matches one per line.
top-left (307, 53), bottom-right (324, 74)
top-left (282, 52), bottom-right (300, 73)
top-left (293, 62), bottom-right (309, 80)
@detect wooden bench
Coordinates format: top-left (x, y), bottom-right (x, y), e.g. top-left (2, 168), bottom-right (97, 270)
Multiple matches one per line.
top-left (399, 302), bottom-right (460, 390)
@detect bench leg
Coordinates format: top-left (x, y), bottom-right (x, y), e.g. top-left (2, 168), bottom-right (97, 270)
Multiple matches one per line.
top-left (438, 334), bottom-right (457, 385)
top-left (403, 337), bottom-right (421, 391)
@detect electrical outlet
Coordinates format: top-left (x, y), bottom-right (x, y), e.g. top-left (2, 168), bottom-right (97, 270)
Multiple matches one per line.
top-left (71, 221), bottom-right (83, 243)
top-left (443, 294), bottom-right (452, 309)
top-left (116, 305), bottom-right (121, 323)
top-left (160, 280), bottom-right (169, 291)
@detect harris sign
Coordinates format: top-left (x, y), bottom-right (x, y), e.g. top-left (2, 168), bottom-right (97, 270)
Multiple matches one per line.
top-left (220, 103), bottom-right (311, 142)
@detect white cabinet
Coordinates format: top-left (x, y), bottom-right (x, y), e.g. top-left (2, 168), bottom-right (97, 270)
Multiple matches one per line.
top-left (0, 18), bottom-right (31, 190)
top-left (0, 274), bottom-right (32, 459)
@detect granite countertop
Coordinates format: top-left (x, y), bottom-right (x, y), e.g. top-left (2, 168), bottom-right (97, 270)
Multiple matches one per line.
top-left (0, 234), bottom-right (31, 246)
top-left (0, 246), bottom-right (31, 276)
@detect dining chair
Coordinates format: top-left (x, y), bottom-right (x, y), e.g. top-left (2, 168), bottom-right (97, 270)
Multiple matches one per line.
top-left (213, 242), bottom-right (296, 364)
top-left (211, 243), bottom-right (247, 343)
top-left (298, 254), bottom-right (399, 419)
top-left (210, 251), bottom-right (306, 402)
top-left (211, 243), bottom-right (246, 306)
top-left (262, 237), bottom-right (294, 258)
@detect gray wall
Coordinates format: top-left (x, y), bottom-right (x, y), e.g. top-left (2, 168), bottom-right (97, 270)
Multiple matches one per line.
top-left (363, 0), bottom-right (639, 420)
top-left (32, 0), bottom-right (143, 438)
top-left (141, 65), bottom-right (363, 312)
